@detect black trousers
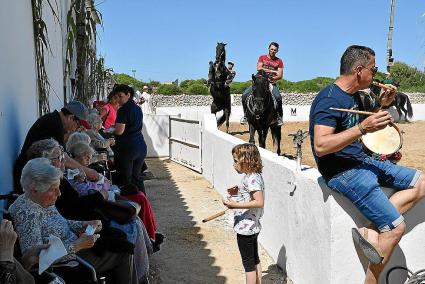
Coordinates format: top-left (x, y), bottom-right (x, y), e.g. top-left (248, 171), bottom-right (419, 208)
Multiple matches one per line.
top-left (114, 142), bottom-right (146, 193)
top-left (237, 233), bottom-right (260, 272)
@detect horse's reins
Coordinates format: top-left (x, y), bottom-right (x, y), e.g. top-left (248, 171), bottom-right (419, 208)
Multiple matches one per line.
top-left (247, 82), bottom-right (273, 120)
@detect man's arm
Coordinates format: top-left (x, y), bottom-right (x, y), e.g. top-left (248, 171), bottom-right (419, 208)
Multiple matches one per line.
top-left (65, 153), bottom-right (99, 181)
top-left (314, 111), bottom-right (393, 157)
top-left (271, 67), bottom-right (283, 82)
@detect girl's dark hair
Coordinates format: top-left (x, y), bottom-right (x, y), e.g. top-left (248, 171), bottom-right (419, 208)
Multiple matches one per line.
top-left (113, 84), bottom-right (135, 99)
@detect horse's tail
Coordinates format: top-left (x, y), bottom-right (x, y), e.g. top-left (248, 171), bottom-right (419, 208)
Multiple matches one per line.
top-left (405, 94), bottom-right (413, 119)
top-left (216, 113), bottom-right (226, 127)
top-left (271, 125), bottom-right (281, 146)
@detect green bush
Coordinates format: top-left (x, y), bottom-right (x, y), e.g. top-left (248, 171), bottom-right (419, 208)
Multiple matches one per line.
top-left (180, 79), bottom-right (207, 90)
top-left (390, 62), bottom-right (425, 92)
top-left (157, 84), bottom-right (183, 95)
top-left (113, 73), bottom-right (146, 91)
top-left (230, 81), bottom-right (251, 94)
top-left (186, 83), bottom-right (209, 95)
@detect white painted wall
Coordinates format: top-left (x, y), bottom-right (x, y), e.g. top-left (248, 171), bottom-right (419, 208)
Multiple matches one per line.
top-left (200, 113), bottom-right (425, 284)
top-left (142, 114), bottom-right (170, 157)
top-left (0, 0), bottom-right (75, 195)
top-left (0, 1), bottom-right (39, 194)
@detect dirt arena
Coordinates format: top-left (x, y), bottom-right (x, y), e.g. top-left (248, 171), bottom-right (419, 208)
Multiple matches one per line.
top-left (221, 121), bottom-right (425, 173)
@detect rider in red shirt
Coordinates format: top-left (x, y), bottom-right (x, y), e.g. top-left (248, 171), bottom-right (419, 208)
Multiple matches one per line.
top-left (241, 42), bottom-right (284, 126)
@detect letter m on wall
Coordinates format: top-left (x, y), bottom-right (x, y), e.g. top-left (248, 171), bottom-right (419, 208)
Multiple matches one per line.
top-left (291, 107), bottom-right (297, 116)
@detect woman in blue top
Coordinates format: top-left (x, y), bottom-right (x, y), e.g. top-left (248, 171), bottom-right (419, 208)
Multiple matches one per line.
top-left (113, 84), bottom-right (147, 193)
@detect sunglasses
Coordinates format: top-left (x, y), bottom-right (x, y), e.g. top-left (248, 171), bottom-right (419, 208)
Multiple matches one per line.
top-left (360, 65), bottom-right (378, 75)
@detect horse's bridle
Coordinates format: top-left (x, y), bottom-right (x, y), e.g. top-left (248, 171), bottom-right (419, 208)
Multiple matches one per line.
top-left (247, 86), bottom-right (271, 120)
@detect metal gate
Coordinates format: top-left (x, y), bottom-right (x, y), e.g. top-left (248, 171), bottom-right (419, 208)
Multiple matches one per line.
top-left (169, 116), bottom-right (202, 173)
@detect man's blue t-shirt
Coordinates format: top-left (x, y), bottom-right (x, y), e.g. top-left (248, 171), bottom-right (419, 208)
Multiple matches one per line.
top-left (309, 84), bottom-right (367, 180)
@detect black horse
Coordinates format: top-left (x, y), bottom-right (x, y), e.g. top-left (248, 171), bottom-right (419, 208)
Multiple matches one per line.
top-left (369, 81), bottom-right (413, 122)
top-left (208, 42), bottom-right (231, 132)
top-left (245, 71), bottom-right (281, 155)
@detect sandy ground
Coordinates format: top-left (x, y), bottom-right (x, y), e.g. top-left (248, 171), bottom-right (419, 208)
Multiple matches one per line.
top-left (145, 158), bottom-right (289, 284)
top-left (221, 121), bottom-right (425, 173)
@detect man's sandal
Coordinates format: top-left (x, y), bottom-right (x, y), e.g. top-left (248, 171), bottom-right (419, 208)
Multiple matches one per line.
top-left (352, 228), bottom-right (384, 264)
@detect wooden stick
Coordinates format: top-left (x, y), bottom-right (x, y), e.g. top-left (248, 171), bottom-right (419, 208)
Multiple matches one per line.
top-left (372, 81), bottom-right (397, 91)
top-left (329, 107), bottom-right (375, 116)
top-left (202, 209), bottom-right (228, 223)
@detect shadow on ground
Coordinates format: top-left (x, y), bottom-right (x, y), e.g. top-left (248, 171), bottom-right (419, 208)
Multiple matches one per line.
top-left (145, 158), bottom-right (227, 283)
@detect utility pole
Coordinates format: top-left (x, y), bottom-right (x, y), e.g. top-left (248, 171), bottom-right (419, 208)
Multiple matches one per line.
top-left (131, 69), bottom-right (136, 79)
top-left (387, 0), bottom-right (395, 73)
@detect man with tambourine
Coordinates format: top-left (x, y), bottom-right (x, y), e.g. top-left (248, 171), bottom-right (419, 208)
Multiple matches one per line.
top-left (309, 45), bottom-right (425, 284)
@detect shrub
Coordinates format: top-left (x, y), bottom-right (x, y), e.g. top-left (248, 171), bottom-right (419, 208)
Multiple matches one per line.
top-left (230, 81), bottom-right (251, 94)
top-left (157, 84), bottom-right (183, 95)
top-left (113, 73), bottom-right (146, 91)
top-left (180, 79), bottom-right (207, 89)
top-left (186, 83), bottom-right (209, 95)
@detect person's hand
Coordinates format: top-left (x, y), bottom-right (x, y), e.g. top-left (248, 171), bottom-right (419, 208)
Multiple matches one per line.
top-left (0, 219), bottom-right (17, 262)
top-left (72, 233), bottom-right (99, 252)
top-left (84, 168), bottom-right (99, 181)
top-left (379, 86), bottom-right (396, 108)
top-left (21, 243), bottom-right (50, 270)
top-left (222, 197), bottom-right (237, 209)
top-left (360, 111), bottom-right (393, 133)
top-left (108, 138), bottom-right (115, 146)
top-left (227, 186), bottom-right (239, 196)
top-left (84, 220), bottom-right (102, 233)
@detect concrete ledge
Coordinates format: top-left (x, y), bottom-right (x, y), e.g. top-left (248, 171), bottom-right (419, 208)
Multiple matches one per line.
top-left (200, 113), bottom-right (425, 284)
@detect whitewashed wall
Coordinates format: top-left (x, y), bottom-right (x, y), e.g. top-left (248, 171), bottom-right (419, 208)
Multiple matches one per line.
top-left (200, 113), bottom-right (425, 284)
top-left (0, 1), bottom-right (39, 194)
top-left (0, 0), bottom-right (74, 195)
top-left (142, 114), bottom-right (170, 157)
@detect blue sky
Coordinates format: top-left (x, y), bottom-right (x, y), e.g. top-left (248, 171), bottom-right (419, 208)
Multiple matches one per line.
top-left (97, 0), bottom-right (425, 83)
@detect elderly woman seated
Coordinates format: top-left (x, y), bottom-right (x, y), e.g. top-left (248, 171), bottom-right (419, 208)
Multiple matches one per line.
top-left (9, 158), bottom-right (137, 284)
top-left (86, 112), bottom-right (115, 155)
top-left (67, 141), bottom-right (116, 199)
top-left (66, 132), bottom-right (107, 163)
top-left (26, 139), bottom-right (153, 282)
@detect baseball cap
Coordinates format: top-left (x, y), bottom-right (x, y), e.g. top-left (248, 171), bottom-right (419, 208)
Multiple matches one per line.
top-left (143, 85), bottom-right (149, 90)
top-left (64, 101), bottom-right (89, 121)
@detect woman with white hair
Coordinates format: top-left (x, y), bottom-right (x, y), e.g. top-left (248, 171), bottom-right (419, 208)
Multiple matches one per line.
top-left (66, 131), bottom-right (106, 163)
top-left (67, 142), bottom-right (113, 197)
top-left (86, 113), bottom-right (115, 150)
top-left (65, 132), bottom-right (91, 152)
top-left (9, 158), bottom-right (137, 284)
top-left (26, 139), bottom-right (134, 223)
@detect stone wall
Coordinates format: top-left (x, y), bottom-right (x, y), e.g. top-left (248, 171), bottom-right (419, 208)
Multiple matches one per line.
top-left (151, 92), bottom-right (425, 109)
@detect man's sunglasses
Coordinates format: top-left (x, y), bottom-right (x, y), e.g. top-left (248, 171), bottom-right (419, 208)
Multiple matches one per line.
top-left (360, 65), bottom-right (378, 75)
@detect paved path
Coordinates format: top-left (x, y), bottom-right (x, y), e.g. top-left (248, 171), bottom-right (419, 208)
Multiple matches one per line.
top-left (145, 158), bottom-right (288, 283)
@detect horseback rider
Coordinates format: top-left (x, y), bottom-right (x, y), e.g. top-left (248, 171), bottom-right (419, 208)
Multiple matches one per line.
top-left (241, 42), bottom-right (284, 126)
top-left (225, 61), bottom-right (236, 87)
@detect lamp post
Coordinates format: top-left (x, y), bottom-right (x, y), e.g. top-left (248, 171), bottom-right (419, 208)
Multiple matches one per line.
top-left (387, 0), bottom-right (395, 73)
top-left (131, 69), bottom-right (136, 79)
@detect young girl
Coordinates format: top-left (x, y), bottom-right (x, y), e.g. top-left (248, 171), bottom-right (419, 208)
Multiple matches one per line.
top-left (223, 143), bottom-right (265, 284)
